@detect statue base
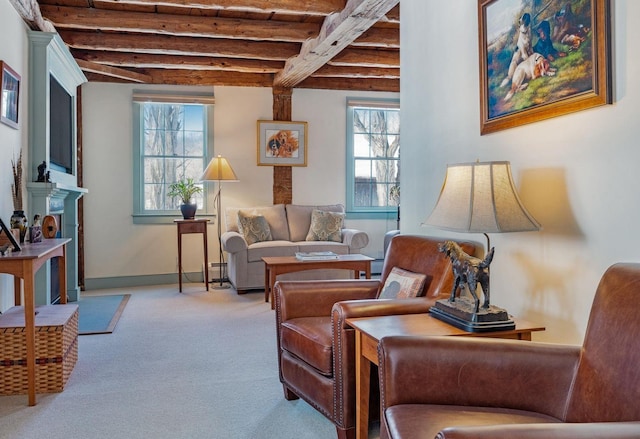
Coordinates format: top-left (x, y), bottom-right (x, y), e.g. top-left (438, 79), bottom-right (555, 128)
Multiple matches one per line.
top-left (429, 297), bottom-right (515, 332)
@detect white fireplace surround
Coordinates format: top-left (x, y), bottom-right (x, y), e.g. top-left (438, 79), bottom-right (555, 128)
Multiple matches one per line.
top-left (26, 31), bottom-right (87, 304)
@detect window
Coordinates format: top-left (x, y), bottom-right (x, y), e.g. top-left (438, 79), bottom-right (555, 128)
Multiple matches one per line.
top-left (346, 98), bottom-right (400, 219)
top-left (132, 92), bottom-right (215, 223)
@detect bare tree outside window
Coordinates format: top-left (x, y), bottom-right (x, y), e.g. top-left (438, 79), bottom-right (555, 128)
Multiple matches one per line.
top-left (141, 103), bottom-right (205, 212)
top-left (351, 107), bottom-right (400, 209)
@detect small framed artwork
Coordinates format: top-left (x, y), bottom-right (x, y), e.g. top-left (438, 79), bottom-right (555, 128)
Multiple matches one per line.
top-left (257, 120), bottom-right (307, 166)
top-left (0, 61), bottom-right (21, 129)
top-left (0, 217), bottom-right (21, 251)
top-left (478, 0), bottom-right (611, 135)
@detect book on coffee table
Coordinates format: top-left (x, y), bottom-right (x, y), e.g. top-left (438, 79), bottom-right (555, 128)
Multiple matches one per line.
top-left (295, 251), bottom-right (340, 261)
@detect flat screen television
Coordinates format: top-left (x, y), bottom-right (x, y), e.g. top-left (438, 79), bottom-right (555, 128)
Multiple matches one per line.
top-left (49, 75), bottom-right (73, 174)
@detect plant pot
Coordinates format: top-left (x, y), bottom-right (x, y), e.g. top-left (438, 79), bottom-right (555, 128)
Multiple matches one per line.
top-left (180, 203), bottom-right (197, 220)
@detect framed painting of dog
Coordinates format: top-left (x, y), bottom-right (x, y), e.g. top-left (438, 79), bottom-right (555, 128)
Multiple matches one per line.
top-left (257, 120), bottom-right (308, 166)
top-left (478, 0), bottom-right (612, 135)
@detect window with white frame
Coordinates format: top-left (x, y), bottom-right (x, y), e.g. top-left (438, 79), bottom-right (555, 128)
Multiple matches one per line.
top-left (132, 92), bottom-right (214, 223)
top-left (346, 98), bottom-right (400, 218)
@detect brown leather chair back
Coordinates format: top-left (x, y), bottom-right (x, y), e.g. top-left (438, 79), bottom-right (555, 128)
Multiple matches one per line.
top-left (379, 235), bottom-right (476, 299)
top-left (565, 263), bottom-right (640, 422)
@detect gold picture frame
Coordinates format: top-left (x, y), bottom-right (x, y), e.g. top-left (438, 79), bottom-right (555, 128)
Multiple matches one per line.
top-left (257, 120), bottom-right (308, 167)
top-left (478, 0), bottom-right (612, 135)
top-left (1, 61), bottom-right (21, 129)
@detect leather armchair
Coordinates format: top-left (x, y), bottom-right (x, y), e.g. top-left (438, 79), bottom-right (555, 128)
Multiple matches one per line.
top-left (273, 235), bottom-right (476, 439)
top-left (377, 263), bottom-right (640, 439)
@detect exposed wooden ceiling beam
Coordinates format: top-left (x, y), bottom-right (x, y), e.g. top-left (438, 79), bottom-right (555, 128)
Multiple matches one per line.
top-left (75, 59), bottom-right (152, 82)
top-left (41, 5), bottom-right (321, 42)
top-left (312, 64), bottom-right (398, 79)
top-left (58, 30), bottom-right (301, 60)
top-left (8, 0), bottom-right (55, 31)
top-left (329, 48), bottom-right (398, 67)
top-left (297, 76), bottom-right (398, 92)
top-left (142, 69), bottom-right (274, 87)
top-left (89, 0), bottom-right (347, 16)
top-left (273, 0), bottom-right (399, 88)
top-left (72, 50), bottom-right (284, 73)
top-left (352, 26), bottom-right (398, 48)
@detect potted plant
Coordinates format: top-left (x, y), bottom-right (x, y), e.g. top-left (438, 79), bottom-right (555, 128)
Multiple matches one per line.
top-left (168, 178), bottom-right (202, 219)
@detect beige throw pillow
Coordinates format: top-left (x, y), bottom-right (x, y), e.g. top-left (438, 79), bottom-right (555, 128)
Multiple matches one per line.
top-left (378, 267), bottom-right (427, 299)
top-left (237, 212), bottom-right (272, 245)
top-left (305, 209), bottom-right (344, 242)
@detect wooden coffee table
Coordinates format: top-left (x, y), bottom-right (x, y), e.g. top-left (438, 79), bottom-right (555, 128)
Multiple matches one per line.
top-left (346, 313), bottom-right (545, 439)
top-left (262, 254), bottom-right (374, 309)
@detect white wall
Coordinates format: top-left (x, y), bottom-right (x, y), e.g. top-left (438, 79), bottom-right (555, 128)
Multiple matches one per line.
top-left (81, 84), bottom-right (398, 282)
top-left (402, 1), bottom-right (637, 344)
top-left (0, 0), bottom-right (29, 312)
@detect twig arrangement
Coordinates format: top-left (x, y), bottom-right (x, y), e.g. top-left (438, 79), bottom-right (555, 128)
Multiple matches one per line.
top-left (11, 150), bottom-right (22, 211)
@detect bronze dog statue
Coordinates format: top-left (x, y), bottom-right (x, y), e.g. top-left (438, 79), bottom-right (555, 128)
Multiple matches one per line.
top-left (438, 241), bottom-right (495, 314)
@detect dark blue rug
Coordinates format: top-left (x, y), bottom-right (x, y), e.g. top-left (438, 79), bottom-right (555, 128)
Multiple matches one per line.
top-left (78, 294), bottom-right (130, 335)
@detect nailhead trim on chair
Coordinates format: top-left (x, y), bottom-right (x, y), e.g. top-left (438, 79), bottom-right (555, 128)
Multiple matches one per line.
top-left (332, 306), bottom-right (347, 428)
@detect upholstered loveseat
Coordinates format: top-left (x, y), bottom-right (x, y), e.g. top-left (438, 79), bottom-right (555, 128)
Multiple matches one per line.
top-left (221, 204), bottom-right (369, 293)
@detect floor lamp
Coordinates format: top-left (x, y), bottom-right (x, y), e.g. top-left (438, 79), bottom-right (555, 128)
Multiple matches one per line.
top-left (201, 155), bottom-right (238, 289)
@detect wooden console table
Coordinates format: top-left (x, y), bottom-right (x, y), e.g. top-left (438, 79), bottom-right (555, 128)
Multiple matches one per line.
top-left (175, 219), bottom-right (210, 292)
top-left (346, 313), bottom-right (545, 439)
top-left (0, 238), bottom-right (70, 406)
top-left (262, 254), bottom-right (374, 309)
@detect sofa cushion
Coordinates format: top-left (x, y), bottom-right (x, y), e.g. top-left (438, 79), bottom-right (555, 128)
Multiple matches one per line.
top-left (286, 204), bottom-right (345, 242)
top-left (295, 241), bottom-right (349, 254)
top-left (378, 267), bottom-right (427, 299)
top-left (281, 317), bottom-right (333, 376)
top-left (237, 213), bottom-right (272, 245)
top-left (246, 240), bottom-right (298, 263)
top-left (226, 205), bottom-right (290, 241)
top-left (306, 209), bottom-right (345, 242)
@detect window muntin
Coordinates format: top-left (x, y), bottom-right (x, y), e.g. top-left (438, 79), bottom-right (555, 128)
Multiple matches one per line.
top-left (141, 103), bottom-right (205, 211)
top-left (347, 100), bottom-right (400, 217)
top-left (133, 95), bottom-right (214, 223)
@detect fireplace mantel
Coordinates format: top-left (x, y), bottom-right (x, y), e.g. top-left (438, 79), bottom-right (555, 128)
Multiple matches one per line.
top-left (26, 31), bottom-right (87, 304)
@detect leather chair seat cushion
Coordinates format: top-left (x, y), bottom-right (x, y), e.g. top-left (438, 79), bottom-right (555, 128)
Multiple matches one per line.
top-left (280, 317), bottom-right (333, 376)
top-left (384, 404), bottom-right (560, 439)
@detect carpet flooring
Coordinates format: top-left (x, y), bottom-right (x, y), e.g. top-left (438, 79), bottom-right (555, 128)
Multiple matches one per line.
top-left (0, 283), bottom-right (380, 439)
top-left (78, 294), bottom-right (130, 335)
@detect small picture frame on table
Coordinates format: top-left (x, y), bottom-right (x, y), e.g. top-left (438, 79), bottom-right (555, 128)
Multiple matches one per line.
top-left (30, 226), bottom-right (42, 243)
top-left (0, 217), bottom-right (21, 252)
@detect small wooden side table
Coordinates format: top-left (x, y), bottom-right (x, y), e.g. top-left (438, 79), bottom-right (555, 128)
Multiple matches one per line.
top-left (0, 238), bottom-right (70, 406)
top-left (174, 219), bottom-right (210, 292)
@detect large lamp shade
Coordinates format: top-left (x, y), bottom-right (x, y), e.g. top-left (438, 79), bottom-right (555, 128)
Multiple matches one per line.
top-left (201, 155), bottom-right (238, 182)
top-left (425, 161), bottom-right (540, 234)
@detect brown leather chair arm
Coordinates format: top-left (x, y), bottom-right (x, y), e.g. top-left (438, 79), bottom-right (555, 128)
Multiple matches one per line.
top-left (274, 279), bottom-right (380, 321)
top-left (332, 298), bottom-right (433, 330)
top-left (436, 422), bottom-right (640, 439)
top-left (379, 335), bottom-right (581, 419)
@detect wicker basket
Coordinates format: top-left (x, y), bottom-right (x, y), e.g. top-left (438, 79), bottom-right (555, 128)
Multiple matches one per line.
top-left (0, 304), bottom-right (78, 395)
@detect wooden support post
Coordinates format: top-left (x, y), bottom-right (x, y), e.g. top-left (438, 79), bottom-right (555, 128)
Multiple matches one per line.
top-left (272, 87), bottom-right (293, 205)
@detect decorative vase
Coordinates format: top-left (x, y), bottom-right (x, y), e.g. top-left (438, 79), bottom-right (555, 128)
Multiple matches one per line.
top-left (10, 210), bottom-right (28, 243)
top-left (180, 203), bottom-right (197, 220)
